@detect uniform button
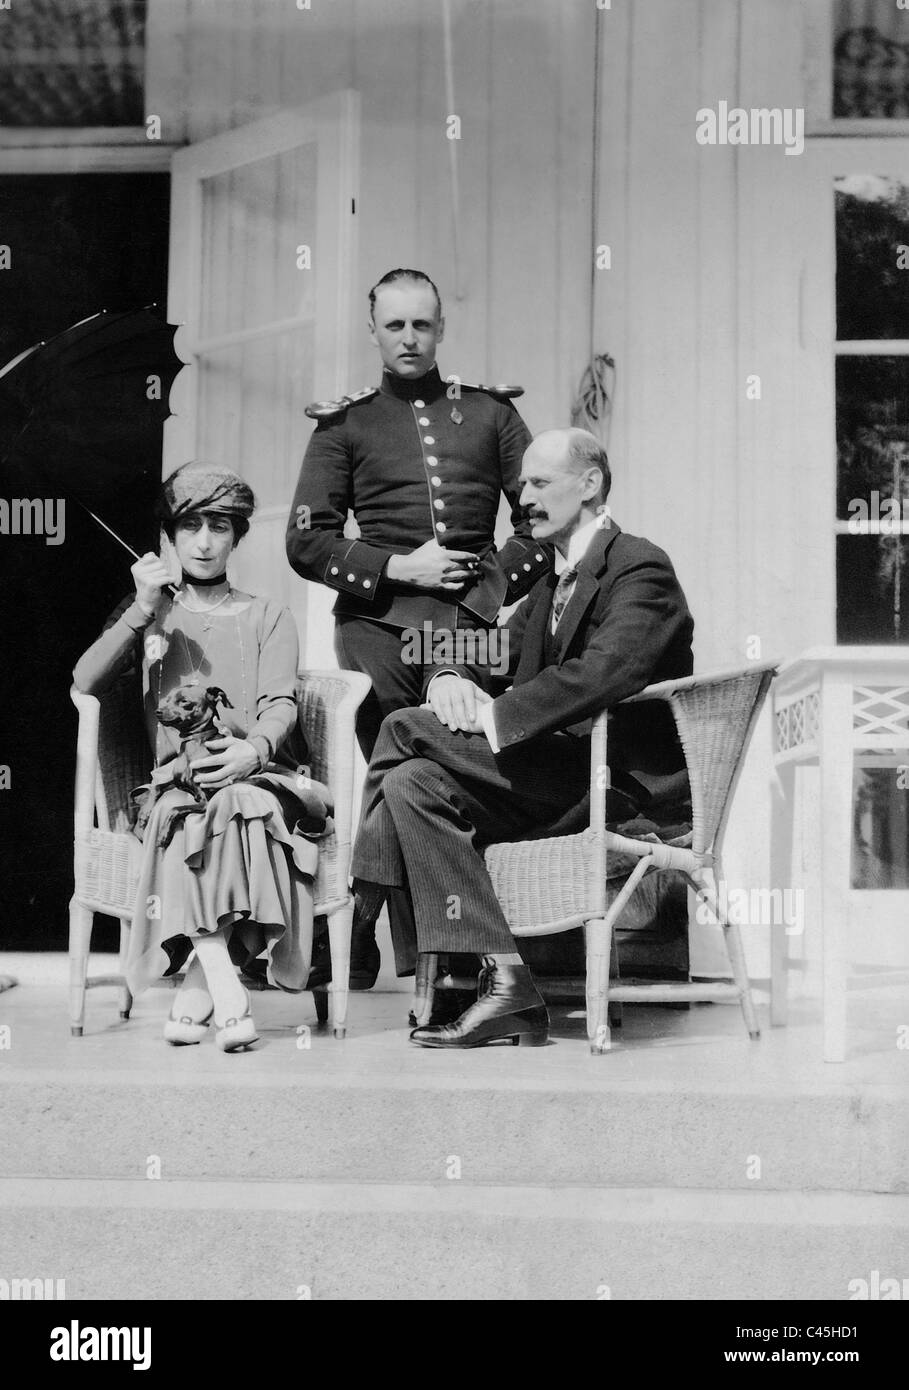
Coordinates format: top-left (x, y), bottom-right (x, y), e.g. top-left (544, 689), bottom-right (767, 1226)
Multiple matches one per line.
top-left (418, 416), bottom-right (430, 426)
top-left (431, 476), bottom-right (441, 486)
top-left (436, 522), bottom-right (447, 533)
top-left (434, 499), bottom-right (445, 510)
top-left (362, 580), bottom-right (372, 589)
top-left (347, 572), bottom-right (356, 582)
top-left (427, 456), bottom-right (438, 465)
top-left (510, 572), bottom-right (518, 580)
top-left (330, 566), bottom-right (339, 575)
top-left (523, 563), bottom-right (531, 571)
top-left (535, 553), bottom-right (544, 561)
top-left (424, 435), bottom-right (435, 445)
top-left (414, 399), bottom-right (425, 409)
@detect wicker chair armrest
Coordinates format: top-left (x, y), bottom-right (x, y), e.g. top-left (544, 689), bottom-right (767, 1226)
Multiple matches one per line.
top-left (618, 659), bottom-right (781, 706)
top-left (70, 686), bottom-right (101, 838)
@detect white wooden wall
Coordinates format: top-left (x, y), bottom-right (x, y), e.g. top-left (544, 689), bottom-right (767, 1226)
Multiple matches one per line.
top-left (149, 0), bottom-right (847, 981)
top-left (151, 0), bottom-right (596, 430)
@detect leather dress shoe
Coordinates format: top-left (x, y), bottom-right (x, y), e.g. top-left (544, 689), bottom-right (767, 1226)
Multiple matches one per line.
top-left (306, 898), bottom-right (383, 991)
top-left (408, 986), bottom-right (477, 1029)
top-left (410, 958), bottom-right (549, 1049)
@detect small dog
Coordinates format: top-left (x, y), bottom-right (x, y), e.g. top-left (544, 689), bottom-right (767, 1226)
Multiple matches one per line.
top-left (155, 683), bottom-right (234, 804)
top-left (134, 685), bottom-right (233, 845)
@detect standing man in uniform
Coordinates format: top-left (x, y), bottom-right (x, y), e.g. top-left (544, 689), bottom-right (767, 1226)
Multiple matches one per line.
top-left (286, 268), bottom-right (550, 988)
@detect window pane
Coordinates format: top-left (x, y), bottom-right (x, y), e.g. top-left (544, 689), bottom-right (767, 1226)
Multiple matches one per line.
top-left (836, 176), bottom-right (909, 339)
top-left (836, 355), bottom-right (909, 517)
top-left (834, 1), bottom-right (909, 118)
top-left (0, 0), bottom-right (146, 128)
top-left (837, 535), bottom-right (909, 642)
top-left (852, 764), bottom-right (909, 887)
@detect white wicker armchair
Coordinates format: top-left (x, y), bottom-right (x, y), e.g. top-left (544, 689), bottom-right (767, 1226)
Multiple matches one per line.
top-left (69, 668), bottom-right (370, 1039)
top-left (412, 662), bottom-right (778, 1054)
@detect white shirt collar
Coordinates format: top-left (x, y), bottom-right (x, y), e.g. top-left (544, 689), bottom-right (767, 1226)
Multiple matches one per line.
top-left (554, 515), bottom-right (602, 574)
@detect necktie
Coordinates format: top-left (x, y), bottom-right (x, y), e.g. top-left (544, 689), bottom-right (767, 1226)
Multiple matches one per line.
top-left (551, 565), bottom-right (579, 631)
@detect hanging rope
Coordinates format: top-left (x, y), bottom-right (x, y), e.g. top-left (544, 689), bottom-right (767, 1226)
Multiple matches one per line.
top-left (570, 352), bottom-right (616, 440)
top-left (442, 0), bottom-right (464, 300)
top-left (572, 5), bottom-right (614, 444)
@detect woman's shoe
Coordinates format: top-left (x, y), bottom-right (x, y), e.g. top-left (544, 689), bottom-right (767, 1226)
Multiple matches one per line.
top-left (215, 1007), bottom-right (258, 1052)
top-left (164, 1008), bottom-right (213, 1046)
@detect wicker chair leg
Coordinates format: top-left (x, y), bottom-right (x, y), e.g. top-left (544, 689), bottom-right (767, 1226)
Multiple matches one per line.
top-left (412, 952), bottom-right (438, 1029)
top-left (724, 916), bottom-right (761, 1040)
top-left (694, 871), bottom-right (761, 1041)
top-left (118, 919), bottom-right (132, 1020)
top-left (327, 903), bottom-right (352, 1039)
top-left (608, 934), bottom-right (623, 1028)
top-left (584, 917), bottom-right (612, 1054)
top-left (68, 897), bottom-right (93, 1037)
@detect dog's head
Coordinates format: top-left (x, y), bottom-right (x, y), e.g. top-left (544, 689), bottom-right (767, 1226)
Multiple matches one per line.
top-left (155, 684), bottom-right (233, 736)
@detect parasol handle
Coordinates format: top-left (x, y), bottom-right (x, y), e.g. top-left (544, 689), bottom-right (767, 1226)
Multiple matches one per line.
top-left (82, 505), bottom-right (178, 596)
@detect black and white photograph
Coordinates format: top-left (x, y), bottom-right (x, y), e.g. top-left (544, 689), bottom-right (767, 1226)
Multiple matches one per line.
top-left (0, 0), bottom-right (907, 1339)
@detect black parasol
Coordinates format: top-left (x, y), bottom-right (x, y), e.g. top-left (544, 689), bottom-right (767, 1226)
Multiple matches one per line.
top-left (0, 305), bottom-right (185, 563)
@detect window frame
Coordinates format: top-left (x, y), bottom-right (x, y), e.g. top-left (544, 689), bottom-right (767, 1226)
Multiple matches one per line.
top-left (805, 0), bottom-right (909, 137)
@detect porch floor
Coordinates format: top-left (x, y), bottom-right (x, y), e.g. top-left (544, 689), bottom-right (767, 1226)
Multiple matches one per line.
top-left (1, 953), bottom-right (907, 1300)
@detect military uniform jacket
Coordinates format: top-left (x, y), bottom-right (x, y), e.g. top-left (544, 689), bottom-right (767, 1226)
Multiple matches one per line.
top-left (285, 365), bottom-right (551, 630)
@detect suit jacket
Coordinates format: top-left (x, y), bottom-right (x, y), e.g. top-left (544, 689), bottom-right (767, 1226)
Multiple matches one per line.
top-left (426, 520), bottom-right (695, 813)
top-left (285, 365), bottom-right (551, 629)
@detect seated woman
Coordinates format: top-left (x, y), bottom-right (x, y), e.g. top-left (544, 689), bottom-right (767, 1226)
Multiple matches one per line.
top-left (73, 463), bottom-right (331, 1052)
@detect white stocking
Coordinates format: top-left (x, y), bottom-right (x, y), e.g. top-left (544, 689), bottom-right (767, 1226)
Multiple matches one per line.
top-left (192, 927), bottom-right (249, 1023)
top-left (171, 952), bottom-right (212, 1024)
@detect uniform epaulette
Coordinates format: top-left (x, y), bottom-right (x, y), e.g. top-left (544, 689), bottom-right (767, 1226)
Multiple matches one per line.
top-left (305, 386), bottom-right (379, 420)
top-left (455, 380), bottom-right (524, 400)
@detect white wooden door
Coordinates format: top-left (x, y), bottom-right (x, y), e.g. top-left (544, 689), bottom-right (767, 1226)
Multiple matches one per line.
top-left (165, 92), bottom-right (359, 664)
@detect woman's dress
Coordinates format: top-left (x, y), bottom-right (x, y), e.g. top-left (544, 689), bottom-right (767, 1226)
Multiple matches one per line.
top-left (73, 590), bottom-right (332, 995)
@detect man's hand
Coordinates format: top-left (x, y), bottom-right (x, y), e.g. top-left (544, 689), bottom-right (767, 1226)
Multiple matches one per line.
top-left (427, 673), bottom-right (491, 733)
top-left (190, 736), bottom-right (261, 789)
top-left (386, 539), bottom-right (479, 591)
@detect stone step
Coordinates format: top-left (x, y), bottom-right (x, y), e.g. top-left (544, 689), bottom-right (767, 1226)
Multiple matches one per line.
top-left (3, 1062), bottom-right (906, 1194)
top-left (2, 1178), bottom-right (906, 1301)
top-left (4, 980), bottom-right (907, 1195)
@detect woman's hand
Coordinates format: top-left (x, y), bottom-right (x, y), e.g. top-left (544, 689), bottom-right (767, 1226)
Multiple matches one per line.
top-left (131, 552), bottom-right (172, 617)
top-left (190, 736), bottom-right (261, 789)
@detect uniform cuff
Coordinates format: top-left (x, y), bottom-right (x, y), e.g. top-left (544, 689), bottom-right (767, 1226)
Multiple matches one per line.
top-left (501, 543), bottom-right (551, 599)
top-left (324, 540), bottom-right (390, 599)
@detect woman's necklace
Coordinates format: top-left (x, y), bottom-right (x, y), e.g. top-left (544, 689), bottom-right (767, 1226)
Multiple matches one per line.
top-left (173, 584), bottom-right (233, 683)
top-left (175, 584), bottom-right (232, 628)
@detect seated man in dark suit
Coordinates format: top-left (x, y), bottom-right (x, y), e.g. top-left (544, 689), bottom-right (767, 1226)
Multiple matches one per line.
top-left (350, 427), bottom-right (694, 1049)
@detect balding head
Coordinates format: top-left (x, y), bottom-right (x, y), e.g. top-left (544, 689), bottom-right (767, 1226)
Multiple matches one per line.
top-left (519, 428), bottom-right (611, 555)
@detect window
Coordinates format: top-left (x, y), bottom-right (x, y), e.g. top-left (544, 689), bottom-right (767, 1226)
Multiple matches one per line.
top-left (834, 1), bottom-right (909, 119)
top-left (835, 174), bottom-right (909, 642)
top-left (0, 0), bottom-right (146, 128)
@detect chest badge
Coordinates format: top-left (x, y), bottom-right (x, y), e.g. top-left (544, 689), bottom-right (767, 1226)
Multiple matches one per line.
top-left (450, 405), bottom-right (463, 425)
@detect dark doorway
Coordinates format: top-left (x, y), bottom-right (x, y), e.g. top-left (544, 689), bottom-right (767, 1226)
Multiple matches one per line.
top-left (0, 173), bottom-right (170, 948)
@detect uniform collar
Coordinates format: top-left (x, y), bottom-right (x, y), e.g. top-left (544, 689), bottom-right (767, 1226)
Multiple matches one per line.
top-left (379, 364), bottom-right (445, 402)
top-left (554, 514), bottom-right (604, 574)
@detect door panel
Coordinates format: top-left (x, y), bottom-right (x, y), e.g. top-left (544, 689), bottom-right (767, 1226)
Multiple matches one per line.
top-left (166, 93), bottom-right (359, 661)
